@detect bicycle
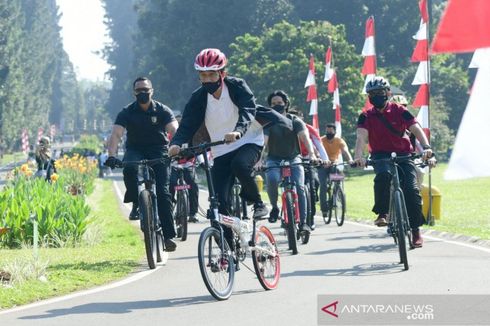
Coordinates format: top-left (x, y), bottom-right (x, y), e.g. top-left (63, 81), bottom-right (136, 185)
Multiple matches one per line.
top-left (114, 157), bottom-right (168, 269)
top-left (229, 177), bottom-right (249, 220)
top-left (179, 141), bottom-right (280, 300)
top-left (171, 161), bottom-right (192, 241)
top-left (302, 158), bottom-right (322, 232)
top-left (322, 162), bottom-right (349, 226)
top-left (366, 153), bottom-right (425, 271)
top-left (263, 160), bottom-right (308, 253)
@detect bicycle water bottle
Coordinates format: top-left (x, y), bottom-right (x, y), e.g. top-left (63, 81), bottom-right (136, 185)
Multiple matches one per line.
top-left (218, 215), bottom-right (242, 233)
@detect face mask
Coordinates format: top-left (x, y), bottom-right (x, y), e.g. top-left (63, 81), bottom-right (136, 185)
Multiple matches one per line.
top-left (326, 133), bottom-right (335, 140)
top-left (136, 92), bottom-right (150, 104)
top-left (202, 78), bottom-right (222, 94)
top-left (369, 94), bottom-right (388, 109)
top-left (272, 104), bottom-right (285, 113)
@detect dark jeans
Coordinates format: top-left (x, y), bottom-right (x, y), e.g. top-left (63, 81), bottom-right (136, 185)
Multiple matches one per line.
top-left (123, 147), bottom-right (175, 239)
top-left (372, 155), bottom-right (424, 230)
top-left (318, 166), bottom-right (334, 213)
top-left (211, 143), bottom-right (263, 248)
top-left (170, 165), bottom-right (199, 216)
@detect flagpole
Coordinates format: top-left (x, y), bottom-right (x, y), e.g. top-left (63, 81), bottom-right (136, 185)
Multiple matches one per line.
top-left (426, 0), bottom-right (434, 226)
top-left (329, 36), bottom-right (334, 123)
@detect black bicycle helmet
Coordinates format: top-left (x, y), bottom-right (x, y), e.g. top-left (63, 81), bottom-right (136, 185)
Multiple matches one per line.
top-left (365, 76), bottom-right (391, 93)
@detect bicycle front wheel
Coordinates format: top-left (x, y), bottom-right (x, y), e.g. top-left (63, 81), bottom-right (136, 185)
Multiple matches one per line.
top-left (198, 227), bottom-right (235, 300)
top-left (139, 189), bottom-right (158, 269)
top-left (334, 186), bottom-right (346, 226)
top-left (285, 192), bottom-right (298, 255)
top-left (252, 225), bottom-right (280, 290)
top-left (394, 191), bottom-right (409, 271)
top-left (176, 190), bottom-right (189, 241)
top-left (323, 189), bottom-right (332, 224)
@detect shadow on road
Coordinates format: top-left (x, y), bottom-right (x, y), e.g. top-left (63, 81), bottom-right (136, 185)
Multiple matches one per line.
top-left (307, 243), bottom-right (396, 255)
top-left (19, 289), bottom-right (263, 320)
top-left (281, 262), bottom-right (404, 278)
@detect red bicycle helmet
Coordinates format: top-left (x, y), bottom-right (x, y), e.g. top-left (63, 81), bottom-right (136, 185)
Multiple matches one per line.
top-left (194, 48), bottom-right (227, 71)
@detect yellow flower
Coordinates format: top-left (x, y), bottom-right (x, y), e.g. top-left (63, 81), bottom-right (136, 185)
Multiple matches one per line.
top-left (25, 170), bottom-right (33, 177)
top-left (50, 173), bottom-right (59, 182)
top-left (20, 164), bottom-right (29, 172)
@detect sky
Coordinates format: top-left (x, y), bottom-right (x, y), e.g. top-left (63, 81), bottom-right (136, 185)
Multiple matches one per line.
top-left (57, 0), bottom-right (111, 81)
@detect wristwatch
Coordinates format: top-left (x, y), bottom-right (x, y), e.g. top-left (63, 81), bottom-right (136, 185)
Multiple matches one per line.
top-left (422, 145), bottom-right (431, 150)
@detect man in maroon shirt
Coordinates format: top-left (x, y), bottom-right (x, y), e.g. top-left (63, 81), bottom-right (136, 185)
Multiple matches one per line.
top-left (353, 76), bottom-right (433, 247)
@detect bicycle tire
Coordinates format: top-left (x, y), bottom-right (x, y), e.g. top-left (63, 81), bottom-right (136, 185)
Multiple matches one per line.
top-left (139, 189), bottom-right (158, 269)
top-left (252, 225), bottom-right (280, 290)
top-left (394, 191), bottom-right (409, 270)
top-left (285, 192), bottom-right (298, 255)
top-left (323, 189), bottom-right (332, 224)
top-left (198, 227), bottom-right (234, 300)
top-left (179, 190), bottom-right (189, 241)
top-left (301, 185), bottom-right (311, 244)
top-left (334, 186), bottom-right (346, 226)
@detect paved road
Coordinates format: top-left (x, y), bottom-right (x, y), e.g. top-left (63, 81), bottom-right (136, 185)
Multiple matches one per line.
top-left (2, 173), bottom-right (490, 325)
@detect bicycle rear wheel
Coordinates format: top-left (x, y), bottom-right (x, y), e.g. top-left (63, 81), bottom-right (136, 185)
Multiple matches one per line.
top-left (394, 191), bottom-right (409, 271)
top-left (252, 225), bottom-right (280, 290)
top-left (285, 192), bottom-right (298, 255)
top-left (198, 227), bottom-right (235, 300)
top-left (139, 189), bottom-right (158, 269)
top-left (333, 186), bottom-right (346, 226)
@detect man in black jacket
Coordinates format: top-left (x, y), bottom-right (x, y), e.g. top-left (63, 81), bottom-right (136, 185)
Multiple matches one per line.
top-left (169, 49), bottom-right (269, 228)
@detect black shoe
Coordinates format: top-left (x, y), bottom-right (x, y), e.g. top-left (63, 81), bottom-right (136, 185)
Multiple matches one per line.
top-left (299, 223), bottom-right (311, 233)
top-left (188, 215), bottom-right (199, 223)
top-left (164, 238), bottom-right (177, 252)
top-left (310, 223), bottom-right (316, 231)
top-left (253, 202), bottom-right (268, 220)
top-left (268, 207), bottom-right (279, 223)
top-left (129, 204), bottom-right (139, 221)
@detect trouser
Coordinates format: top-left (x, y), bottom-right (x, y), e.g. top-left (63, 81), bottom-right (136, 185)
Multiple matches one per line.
top-left (211, 143), bottom-right (263, 249)
top-left (318, 166), bottom-right (334, 213)
top-left (123, 147), bottom-right (175, 239)
top-left (170, 165), bottom-right (199, 216)
top-left (371, 154), bottom-right (425, 230)
top-left (265, 157), bottom-right (307, 224)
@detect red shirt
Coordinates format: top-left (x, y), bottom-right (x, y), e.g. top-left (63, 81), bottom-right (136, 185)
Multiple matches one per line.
top-left (357, 102), bottom-right (416, 154)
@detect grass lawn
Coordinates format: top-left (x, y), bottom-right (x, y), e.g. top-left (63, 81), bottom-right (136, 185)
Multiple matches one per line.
top-left (343, 163), bottom-right (490, 239)
top-left (0, 152), bottom-right (25, 166)
top-left (0, 179), bottom-right (144, 309)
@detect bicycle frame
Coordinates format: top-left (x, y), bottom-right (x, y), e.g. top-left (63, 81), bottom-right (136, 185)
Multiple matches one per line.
top-left (279, 163), bottom-right (300, 225)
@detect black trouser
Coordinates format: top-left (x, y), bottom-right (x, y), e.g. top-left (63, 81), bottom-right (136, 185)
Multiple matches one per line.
top-left (211, 143), bottom-right (262, 249)
top-left (123, 147), bottom-right (175, 239)
top-left (170, 165), bottom-right (199, 216)
top-left (372, 154), bottom-right (424, 230)
top-left (304, 164), bottom-right (320, 216)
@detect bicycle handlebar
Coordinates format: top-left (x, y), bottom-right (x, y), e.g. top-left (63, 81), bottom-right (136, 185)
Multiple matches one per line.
top-left (114, 156), bottom-right (170, 168)
top-left (176, 140), bottom-right (226, 158)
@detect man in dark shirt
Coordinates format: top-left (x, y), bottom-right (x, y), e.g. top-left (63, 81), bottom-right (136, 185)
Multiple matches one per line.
top-left (353, 76), bottom-right (433, 248)
top-left (262, 90), bottom-right (317, 233)
top-left (105, 77), bottom-right (179, 251)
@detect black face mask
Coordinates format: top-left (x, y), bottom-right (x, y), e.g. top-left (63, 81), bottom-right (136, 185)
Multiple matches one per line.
top-left (136, 92), bottom-right (150, 104)
top-left (326, 133), bottom-right (335, 140)
top-left (369, 94), bottom-right (388, 109)
top-left (272, 104), bottom-right (285, 113)
top-left (202, 78), bottom-right (222, 94)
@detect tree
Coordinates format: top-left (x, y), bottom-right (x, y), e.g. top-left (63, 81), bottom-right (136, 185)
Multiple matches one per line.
top-left (228, 20), bottom-right (364, 145)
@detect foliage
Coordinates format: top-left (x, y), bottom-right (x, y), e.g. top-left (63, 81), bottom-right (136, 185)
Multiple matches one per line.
top-left (228, 20), bottom-right (364, 145)
top-left (0, 167), bottom-right (92, 249)
top-left (71, 135), bottom-right (104, 157)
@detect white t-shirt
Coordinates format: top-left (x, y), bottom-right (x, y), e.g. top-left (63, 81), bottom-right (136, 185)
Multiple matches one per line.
top-left (204, 84), bottom-right (264, 158)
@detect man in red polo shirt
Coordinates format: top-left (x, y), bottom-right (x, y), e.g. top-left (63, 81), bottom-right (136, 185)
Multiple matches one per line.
top-left (353, 76), bottom-right (433, 247)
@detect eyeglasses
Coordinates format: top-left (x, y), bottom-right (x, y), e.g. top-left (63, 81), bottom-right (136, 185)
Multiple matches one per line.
top-left (198, 71), bottom-right (220, 82)
top-left (134, 87), bottom-right (151, 94)
top-left (368, 90), bottom-right (387, 97)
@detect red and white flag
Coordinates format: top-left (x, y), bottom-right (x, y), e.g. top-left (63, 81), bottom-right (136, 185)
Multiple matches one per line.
top-left (411, 0), bottom-right (430, 140)
top-left (327, 68), bottom-right (342, 137)
top-left (37, 127), bottom-right (44, 143)
top-left (304, 54), bottom-right (319, 130)
top-left (361, 16), bottom-right (377, 110)
top-left (430, 0), bottom-right (490, 179)
top-left (50, 125), bottom-right (56, 140)
top-left (21, 129), bottom-right (29, 154)
top-left (324, 47), bottom-right (335, 82)
top-left (431, 0), bottom-right (490, 54)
